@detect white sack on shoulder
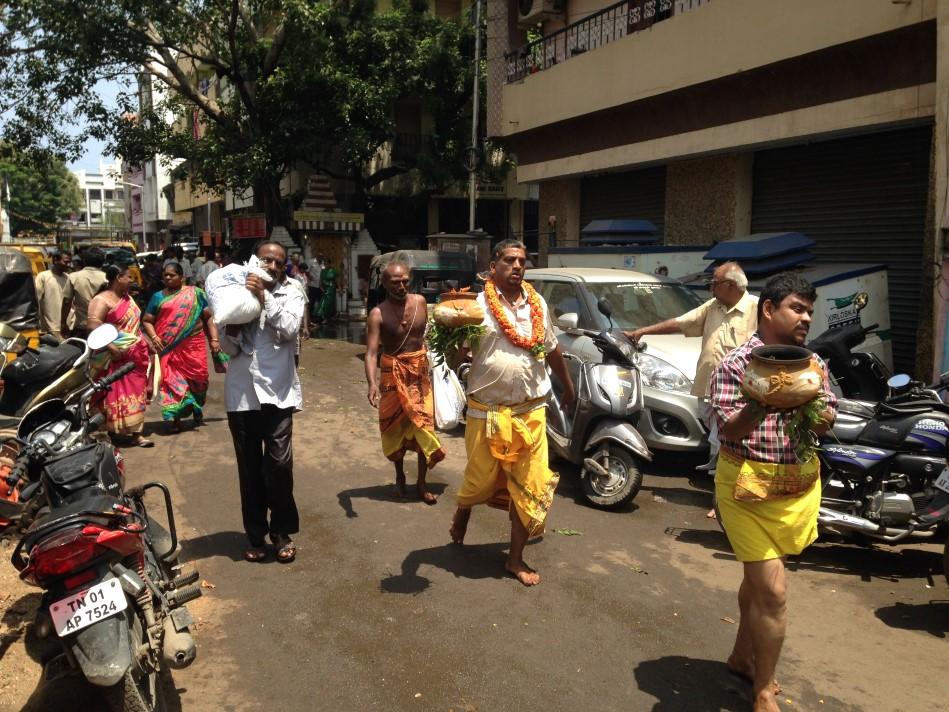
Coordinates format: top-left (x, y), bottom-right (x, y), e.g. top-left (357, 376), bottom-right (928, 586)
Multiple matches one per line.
top-left (205, 258), bottom-right (274, 326)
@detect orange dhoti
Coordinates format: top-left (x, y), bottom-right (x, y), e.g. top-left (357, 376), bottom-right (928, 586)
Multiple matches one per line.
top-left (379, 349), bottom-right (446, 467)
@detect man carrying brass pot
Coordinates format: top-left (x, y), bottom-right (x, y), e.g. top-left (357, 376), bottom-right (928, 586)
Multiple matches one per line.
top-left (709, 272), bottom-right (837, 712)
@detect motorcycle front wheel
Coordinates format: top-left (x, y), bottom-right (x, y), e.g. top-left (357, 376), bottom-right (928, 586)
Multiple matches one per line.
top-left (581, 444), bottom-right (643, 510)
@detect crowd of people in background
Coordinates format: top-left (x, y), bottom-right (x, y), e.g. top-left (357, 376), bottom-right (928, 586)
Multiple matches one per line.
top-left (31, 241), bottom-right (331, 447)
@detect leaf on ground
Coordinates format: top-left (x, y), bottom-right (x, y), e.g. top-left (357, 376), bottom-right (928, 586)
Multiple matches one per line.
top-left (200, 580), bottom-right (216, 589)
top-left (720, 616), bottom-right (736, 624)
top-left (553, 528), bottom-right (582, 536)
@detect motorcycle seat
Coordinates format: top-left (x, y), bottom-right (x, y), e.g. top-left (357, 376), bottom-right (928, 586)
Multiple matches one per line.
top-left (3, 342), bottom-right (83, 387)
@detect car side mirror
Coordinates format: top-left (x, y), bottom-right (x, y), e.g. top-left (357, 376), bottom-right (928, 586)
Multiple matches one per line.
top-left (556, 313), bottom-right (579, 331)
top-left (597, 298), bottom-right (612, 318)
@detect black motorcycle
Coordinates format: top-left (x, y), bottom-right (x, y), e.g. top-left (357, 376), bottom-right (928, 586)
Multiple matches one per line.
top-left (6, 362), bottom-right (200, 711)
top-left (806, 322), bottom-right (891, 401)
top-left (818, 373), bottom-right (949, 582)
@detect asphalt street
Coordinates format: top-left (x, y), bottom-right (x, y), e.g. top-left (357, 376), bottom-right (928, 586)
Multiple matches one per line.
top-left (8, 335), bottom-right (949, 711)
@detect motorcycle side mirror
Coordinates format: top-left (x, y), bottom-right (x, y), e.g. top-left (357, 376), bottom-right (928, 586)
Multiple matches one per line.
top-left (887, 373), bottom-right (912, 390)
top-left (87, 323), bottom-right (119, 351)
top-left (597, 298), bottom-right (614, 328)
top-left (556, 313), bottom-right (579, 331)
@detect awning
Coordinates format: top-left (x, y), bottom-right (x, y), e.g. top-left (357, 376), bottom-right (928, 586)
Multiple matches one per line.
top-left (579, 218), bottom-right (659, 246)
top-left (293, 174), bottom-right (364, 232)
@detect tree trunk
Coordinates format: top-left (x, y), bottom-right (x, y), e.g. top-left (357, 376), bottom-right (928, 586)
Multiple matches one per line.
top-left (255, 176), bottom-right (289, 231)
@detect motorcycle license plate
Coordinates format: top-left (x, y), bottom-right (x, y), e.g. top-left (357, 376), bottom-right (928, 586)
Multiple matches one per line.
top-left (49, 579), bottom-right (128, 638)
top-left (934, 466), bottom-right (949, 494)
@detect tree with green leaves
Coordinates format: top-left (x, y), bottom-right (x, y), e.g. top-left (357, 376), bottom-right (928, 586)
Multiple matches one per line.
top-left (0, 148), bottom-right (83, 235)
top-left (0, 0), bottom-right (477, 228)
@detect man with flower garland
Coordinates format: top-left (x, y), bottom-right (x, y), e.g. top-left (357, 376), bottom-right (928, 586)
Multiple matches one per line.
top-left (449, 239), bottom-right (576, 586)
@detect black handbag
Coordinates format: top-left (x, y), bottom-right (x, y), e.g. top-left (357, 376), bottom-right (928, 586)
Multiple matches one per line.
top-left (42, 442), bottom-right (122, 507)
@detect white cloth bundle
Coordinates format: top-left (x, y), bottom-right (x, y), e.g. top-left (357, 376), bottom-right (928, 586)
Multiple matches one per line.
top-left (204, 257), bottom-right (274, 326)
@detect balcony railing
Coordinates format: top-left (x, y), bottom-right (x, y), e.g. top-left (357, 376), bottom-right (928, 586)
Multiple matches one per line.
top-left (390, 132), bottom-right (436, 163)
top-left (505, 0), bottom-right (710, 84)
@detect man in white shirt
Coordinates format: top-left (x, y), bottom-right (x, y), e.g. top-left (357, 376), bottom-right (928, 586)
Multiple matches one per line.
top-left (449, 240), bottom-right (576, 586)
top-left (220, 241), bottom-right (305, 564)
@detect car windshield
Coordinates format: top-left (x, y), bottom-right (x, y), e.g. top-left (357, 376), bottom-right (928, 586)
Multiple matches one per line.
top-left (585, 281), bottom-right (704, 330)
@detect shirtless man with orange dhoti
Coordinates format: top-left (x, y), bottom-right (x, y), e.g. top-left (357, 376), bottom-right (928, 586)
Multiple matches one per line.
top-left (365, 261), bottom-right (445, 503)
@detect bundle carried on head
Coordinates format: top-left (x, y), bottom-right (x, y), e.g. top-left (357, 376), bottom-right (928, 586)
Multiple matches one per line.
top-left (427, 288), bottom-right (486, 367)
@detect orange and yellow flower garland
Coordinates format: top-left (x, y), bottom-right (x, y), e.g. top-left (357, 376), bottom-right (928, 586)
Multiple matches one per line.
top-left (485, 279), bottom-right (547, 359)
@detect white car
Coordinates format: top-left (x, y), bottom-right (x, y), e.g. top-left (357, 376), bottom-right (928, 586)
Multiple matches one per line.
top-left (527, 267), bottom-right (708, 453)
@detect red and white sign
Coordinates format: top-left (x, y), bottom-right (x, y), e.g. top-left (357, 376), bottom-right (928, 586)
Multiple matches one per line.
top-left (231, 215), bottom-right (267, 239)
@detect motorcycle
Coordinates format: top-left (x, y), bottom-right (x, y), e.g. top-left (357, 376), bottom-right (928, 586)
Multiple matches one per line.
top-left (806, 322), bottom-right (891, 401)
top-left (547, 298), bottom-right (653, 509)
top-left (818, 372), bottom-right (949, 582)
top-left (0, 320), bottom-right (93, 418)
top-left (6, 326), bottom-right (200, 711)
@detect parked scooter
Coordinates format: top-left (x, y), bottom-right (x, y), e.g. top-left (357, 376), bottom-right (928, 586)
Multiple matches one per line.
top-left (0, 320), bottom-right (92, 418)
top-left (547, 298), bottom-right (653, 509)
top-left (817, 372), bottom-right (949, 581)
top-left (6, 325), bottom-right (199, 711)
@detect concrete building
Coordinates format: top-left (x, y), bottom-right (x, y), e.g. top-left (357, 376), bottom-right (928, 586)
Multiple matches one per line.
top-left (490, 0), bottom-right (949, 376)
top-left (71, 162), bottom-right (127, 230)
top-left (125, 72), bottom-right (180, 251)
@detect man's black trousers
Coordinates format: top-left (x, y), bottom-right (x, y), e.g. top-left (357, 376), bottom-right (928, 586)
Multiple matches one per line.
top-left (227, 405), bottom-right (299, 546)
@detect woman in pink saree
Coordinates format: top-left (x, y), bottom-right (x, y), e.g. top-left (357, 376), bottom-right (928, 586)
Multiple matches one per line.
top-left (86, 265), bottom-right (154, 447)
top-left (142, 261), bottom-right (220, 433)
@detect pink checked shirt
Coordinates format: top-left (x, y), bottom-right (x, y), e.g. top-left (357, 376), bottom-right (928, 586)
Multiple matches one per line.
top-left (710, 334), bottom-right (838, 465)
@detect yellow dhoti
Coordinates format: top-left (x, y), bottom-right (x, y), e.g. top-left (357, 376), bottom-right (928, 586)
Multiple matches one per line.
top-left (457, 397), bottom-right (558, 537)
top-left (715, 449), bottom-right (821, 562)
top-left (379, 349), bottom-right (445, 467)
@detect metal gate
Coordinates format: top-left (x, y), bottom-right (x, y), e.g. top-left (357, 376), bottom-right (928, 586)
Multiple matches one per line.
top-left (751, 125), bottom-right (932, 374)
top-left (580, 166), bottom-right (667, 234)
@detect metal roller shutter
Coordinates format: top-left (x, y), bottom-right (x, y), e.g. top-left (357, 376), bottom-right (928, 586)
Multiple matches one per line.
top-left (580, 167), bottom-right (667, 234)
top-left (751, 125), bottom-right (932, 374)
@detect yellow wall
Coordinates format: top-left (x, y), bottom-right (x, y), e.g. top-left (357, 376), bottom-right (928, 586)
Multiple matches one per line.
top-left (503, 0), bottom-right (935, 136)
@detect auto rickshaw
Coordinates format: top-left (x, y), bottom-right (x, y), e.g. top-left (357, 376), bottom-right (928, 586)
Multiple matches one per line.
top-left (0, 247), bottom-right (40, 354)
top-left (367, 250), bottom-right (478, 311)
top-left (72, 240), bottom-right (145, 289)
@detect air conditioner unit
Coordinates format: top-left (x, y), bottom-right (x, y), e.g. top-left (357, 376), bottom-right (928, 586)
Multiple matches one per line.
top-left (517, 0), bottom-right (564, 28)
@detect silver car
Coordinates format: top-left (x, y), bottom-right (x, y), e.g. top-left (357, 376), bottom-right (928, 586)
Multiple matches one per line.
top-left (528, 267), bottom-right (709, 454)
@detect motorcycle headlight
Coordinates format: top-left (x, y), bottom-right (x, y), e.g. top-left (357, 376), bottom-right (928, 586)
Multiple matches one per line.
top-left (637, 353), bottom-right (692, 394)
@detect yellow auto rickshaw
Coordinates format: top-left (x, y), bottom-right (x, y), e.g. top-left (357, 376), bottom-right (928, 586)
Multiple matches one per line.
top-left (0, 247), bottom-right (40, 353)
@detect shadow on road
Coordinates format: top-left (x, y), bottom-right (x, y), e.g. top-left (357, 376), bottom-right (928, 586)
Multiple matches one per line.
top-left (786, 542), bottom-right (941, 584)
top-left (380, 541), bottom-right (538, 594)
top-left (181, 529), bottom-right (255, 563)
top-left (874, 600), bottom-right (949, 638)
top-left (633, 656), bottom-right (750, 711)
top-left (337, 482), bottom-right (449, 518)
top-left (664, 526), bottom-right (735, 557)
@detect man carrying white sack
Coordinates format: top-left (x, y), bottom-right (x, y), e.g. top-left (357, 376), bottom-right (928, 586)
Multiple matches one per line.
top-left (219, 241), bottom-right (305, 564)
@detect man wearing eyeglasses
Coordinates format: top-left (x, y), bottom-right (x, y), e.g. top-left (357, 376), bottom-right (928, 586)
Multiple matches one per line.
top-left (624, 261), bottom-right (757, 513)
top-left (220, 240), bottom-right (305, 564)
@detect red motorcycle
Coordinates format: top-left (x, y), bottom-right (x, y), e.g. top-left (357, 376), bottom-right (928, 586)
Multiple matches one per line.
top-left (7, 361), bottom-right (200, 711)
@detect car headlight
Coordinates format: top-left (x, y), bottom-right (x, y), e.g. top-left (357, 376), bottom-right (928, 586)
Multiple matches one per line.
top-left (637, 353), bottom-right (692, 394)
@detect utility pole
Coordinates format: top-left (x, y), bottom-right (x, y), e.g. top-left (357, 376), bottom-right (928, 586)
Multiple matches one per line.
top-left (0, 175), bottom-right (11, 243)
top-left (467, 0), bottom-right (483, 232)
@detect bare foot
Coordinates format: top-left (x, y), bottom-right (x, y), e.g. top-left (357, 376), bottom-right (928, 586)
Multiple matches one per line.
top-left (706, 508), bottom-right (717, 519)
top-left (752, 689), bottom-right (781, 712)
top-left (449, 508), bottom-right (470, 544)
top-left (418, 487), bottom-right (437, 505)
top-left (505, 561), bottom-right (540, 587)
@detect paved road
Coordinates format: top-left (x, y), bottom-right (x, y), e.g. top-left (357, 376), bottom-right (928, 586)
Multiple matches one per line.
top-left (10, 337), bottom-right (949, 711)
